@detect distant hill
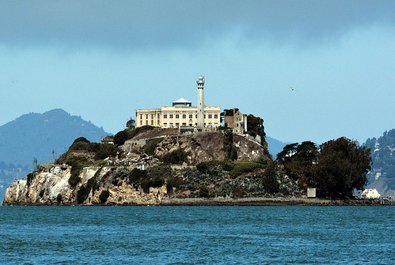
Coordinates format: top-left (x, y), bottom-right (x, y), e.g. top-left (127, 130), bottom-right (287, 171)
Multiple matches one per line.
top-left (0, 109), bottom-right (108, 165)
top-left (0, 109), bottom-right (108, 202)
top-left (266, 136), bottom-right (288, 158)
top-left (364, 129), bottom-right (395, 196)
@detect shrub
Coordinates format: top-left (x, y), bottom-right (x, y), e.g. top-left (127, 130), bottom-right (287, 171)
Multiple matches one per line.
top-left (232, 186), bottom-right (246, 198)
top-left (196, 160), bottom-right (233, 174)
top-left (69, 141), bottom-right (91, 151)
top-left (128, 168), bottom-right (148, 184)
top-left (198, 160), bottom-right (264, 177)
top-left (27, 173), bottom-right (35, 186)
top-left (63, 156), bottom-right (90, 187)
top-left (113, 130), bottom-right (129, 146)
top-left (162, 149), bottom-right (188, 164)
top-left (77, 186), bottom-right (89, 204)
top-left (127, 126), bottom-right (155, 139)
top-left (72, 137), bottom-right (90, 145)
top-left (261, 162), bottom-right (280, 194)
top-left (139, 165), bottom-right (172, 193)
top-left (75, 167), bottom-right (102, 204)
top-left (95, 144), bottom-right (118, 160)
top-left (69, 137), bottom-right (92, 151)
top-left (199, 186), bottom-right (209, 197)
top-left (56, 194), bottom-right (62, 203)
top-left (230, 161), bottom-right (265, 177)
top-left (144, 138), bottom-right (163, 155)
top-left (69, 170), bottom-right (82, 188)
top-left (99, 190), bottom-right (110, 204)
top-left (166, 176), bottom-right (184, 194)
top-left (85, 167), bottom-right (102, 195)
top-left (141, 177), bottom-right (165, 193)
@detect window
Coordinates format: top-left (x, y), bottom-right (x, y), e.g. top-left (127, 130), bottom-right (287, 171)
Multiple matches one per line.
top-left (164, 114), bottom-right (167, 119)
top-left (151, 114), bottom-right (154, 119)
top-left (195, 115), bottom-right (197, 118)
top-left (146, 114), bottom-right (148, 119)
top-left (182, 122), bottom-right (186, 126)
top-left (208, 114), bottom-right (212, 119)
top-left (164, 123), bottom-right (167, 127)
top-left (140, 120), bottom-right (142, 125)
top-left (189, 114), bottom-right (193, 119)
top-left (204, 115), bottom-right (206, 118)
top-left (189, 123), bottom-right (193, 126)
top-left (140, 114), bottom-right (142, 119)
top-left (176, 123), bottom-right (179, 127)
top-left (182, 114), bottom-right (186, 119)
top-left (176, 114), bottom-right (179, 119)
top-left (170, 123), bottom-right (174, 127)
top-left (214, 114), bottom-right (218, 119)
top-left (145, 120), bottom-right (148, 125)
top-left (170, 114), bottom-right (173, 118)
top-left (151, 120), bottom-right (154, 125)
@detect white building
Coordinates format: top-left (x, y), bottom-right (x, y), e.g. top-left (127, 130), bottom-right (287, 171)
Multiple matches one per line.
top-left (361, 189), bottom-right (381, 199)
top-left (136, 76), bottom-right (221, 129)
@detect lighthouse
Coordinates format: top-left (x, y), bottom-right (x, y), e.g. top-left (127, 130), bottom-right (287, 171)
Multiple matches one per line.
top-left (197, 75), bottom-right (205, 130)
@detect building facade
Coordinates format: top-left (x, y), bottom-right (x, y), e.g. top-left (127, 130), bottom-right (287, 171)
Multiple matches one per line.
top-left (135, 76), bottom-right (221, 129)
top-left (223, 108), bottom-right (248, 134)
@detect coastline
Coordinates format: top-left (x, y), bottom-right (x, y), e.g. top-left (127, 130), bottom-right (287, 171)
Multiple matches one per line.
top-left (3, 197), bottom-right (392, 206)
top-left (160, 197), bottom-right (391, 206)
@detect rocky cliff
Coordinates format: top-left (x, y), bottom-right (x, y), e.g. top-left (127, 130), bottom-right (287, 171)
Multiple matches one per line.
top-left (4, 128), bottom-right (300, 206)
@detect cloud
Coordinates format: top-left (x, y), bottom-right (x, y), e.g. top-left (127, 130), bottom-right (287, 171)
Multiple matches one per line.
top-left (1, 0), bottom-right (394, 51)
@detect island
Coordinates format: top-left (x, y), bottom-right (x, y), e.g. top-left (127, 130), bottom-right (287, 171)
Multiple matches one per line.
top-left (3, 76), bottom-right (378, 206)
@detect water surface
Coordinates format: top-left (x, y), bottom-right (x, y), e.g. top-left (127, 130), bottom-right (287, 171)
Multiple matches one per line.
top-left (0, 206), bottom-right (394, 264)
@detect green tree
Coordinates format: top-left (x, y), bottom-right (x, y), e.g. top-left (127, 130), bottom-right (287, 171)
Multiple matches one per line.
top-left (113, 129), bottom-right (128, 146)
top-left (246, 114), bottom-right (266, 142)
top-left (316, 137), bottom-right (371, 198)
top-left (277, 141), bottom-right (318, 188)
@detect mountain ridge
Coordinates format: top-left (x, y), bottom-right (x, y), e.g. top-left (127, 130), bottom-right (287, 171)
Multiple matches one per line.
top-left (0, 109), bottom-right (108, 165)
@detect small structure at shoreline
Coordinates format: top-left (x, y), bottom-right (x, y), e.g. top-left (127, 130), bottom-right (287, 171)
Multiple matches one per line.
top-left (361, 189), bottom-right (380, 199)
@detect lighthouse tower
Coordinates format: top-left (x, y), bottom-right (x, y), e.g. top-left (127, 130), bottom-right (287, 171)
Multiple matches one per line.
top-left (197, 75), bottom-right (205, 130)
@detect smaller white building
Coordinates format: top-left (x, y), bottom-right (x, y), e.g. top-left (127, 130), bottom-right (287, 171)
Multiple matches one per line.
top-left (307, 187), bottom-right (316, 198)
top-left (361, 189), bottom-right (380, 199)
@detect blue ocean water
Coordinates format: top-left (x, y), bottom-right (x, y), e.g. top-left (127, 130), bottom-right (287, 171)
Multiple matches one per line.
top-left (0, 206), bottom-right (394, 264)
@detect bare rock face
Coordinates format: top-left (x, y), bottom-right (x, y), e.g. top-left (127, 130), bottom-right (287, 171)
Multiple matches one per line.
top-left (153, 131), bottom-right (267, 165)
top-left (3, 164), bottom-right (167, 206)
top-left (4, 165), bottom-right (73, 205)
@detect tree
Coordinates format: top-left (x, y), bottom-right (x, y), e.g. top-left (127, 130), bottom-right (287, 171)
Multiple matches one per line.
top-left (246, 114), bottom-right (266, 142)
top-left (276, 141), bottom-right (318, 188)
top-left (113, 130), bottom-right (128, 146)
top-left (126, 118), bottom-right (136, 129)
top-left (316, 137), bottom-right (371, 198)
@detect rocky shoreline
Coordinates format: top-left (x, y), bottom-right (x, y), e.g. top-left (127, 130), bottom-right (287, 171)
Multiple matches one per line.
top-left (4, 196), bottom-right (391, 206)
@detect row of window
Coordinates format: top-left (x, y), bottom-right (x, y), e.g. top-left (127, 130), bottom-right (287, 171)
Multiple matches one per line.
top-left (163, 114), bottom-right (218, 119)
top-left (140, 120), bottom-right (161, 126)
top-left (163, 122), bottom-right (219, 127)
top-left (139, 113), bottom-right (160, 120)
top-left (138, 113), bottom-right (219, 120)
